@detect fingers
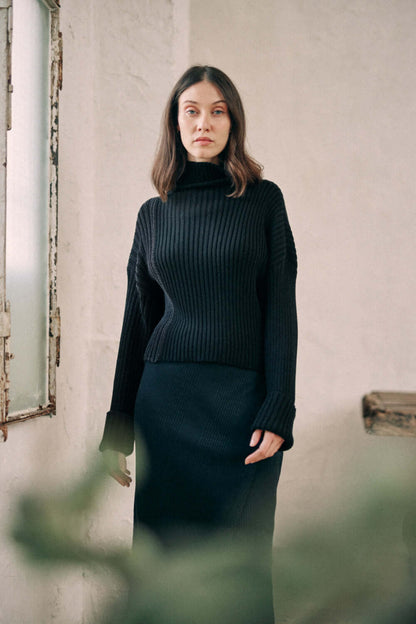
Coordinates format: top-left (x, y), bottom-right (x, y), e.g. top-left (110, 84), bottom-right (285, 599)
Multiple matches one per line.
top-left (115, 454), bottom-right (132, 487)
top-left (249, 429), bottom-right (262, 448)
top-left (110, 469), bottom-right (132, 487)
top-left (113, 461), bottom-right (132, 487)
top-left (245, 430), bottom-right (284, 465)
top-left (103, 450), bottom-right (133, 487)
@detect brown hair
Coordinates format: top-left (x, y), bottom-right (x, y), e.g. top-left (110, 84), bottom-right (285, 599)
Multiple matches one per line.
top-left (151, 65), bottom-right (263, 201)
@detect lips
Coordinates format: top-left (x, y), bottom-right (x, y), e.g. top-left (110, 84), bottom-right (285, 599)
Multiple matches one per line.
top-left (194, 137), bottom-right (213, 143)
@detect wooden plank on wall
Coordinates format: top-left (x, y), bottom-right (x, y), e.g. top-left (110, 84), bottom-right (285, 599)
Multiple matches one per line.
top-left (363, 391), bottom-right (416, 437)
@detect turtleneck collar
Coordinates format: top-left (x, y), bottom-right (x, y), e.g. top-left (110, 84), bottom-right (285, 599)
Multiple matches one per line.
top-left (174, 161), bottom-right (230, 191)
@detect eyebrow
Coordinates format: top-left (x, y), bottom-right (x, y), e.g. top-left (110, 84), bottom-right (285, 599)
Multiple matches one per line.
top-left (182, 99), bottom-right (227, 105)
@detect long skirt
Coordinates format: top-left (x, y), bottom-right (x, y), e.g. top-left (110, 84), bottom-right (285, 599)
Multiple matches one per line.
top-left (133, 361), bottom-right (283, 623)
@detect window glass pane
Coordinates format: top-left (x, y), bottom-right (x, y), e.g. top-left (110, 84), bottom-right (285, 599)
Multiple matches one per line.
top-left (6, 0), bottom-right (50, 413)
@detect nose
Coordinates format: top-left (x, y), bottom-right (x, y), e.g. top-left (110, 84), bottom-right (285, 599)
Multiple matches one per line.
top-left (198, 111), bottom-right (210, 132)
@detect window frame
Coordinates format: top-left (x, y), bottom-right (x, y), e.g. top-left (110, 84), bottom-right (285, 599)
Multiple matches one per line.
top-left (0, 0), bottom-right (61, 437)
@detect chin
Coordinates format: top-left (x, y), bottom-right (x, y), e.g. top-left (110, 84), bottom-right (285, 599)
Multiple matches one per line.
top-left (192, 151), bottom-right (221, 162)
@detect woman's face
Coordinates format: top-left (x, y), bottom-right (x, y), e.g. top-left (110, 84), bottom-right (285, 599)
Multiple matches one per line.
top-left (177, 80), bottom-right (231, 164)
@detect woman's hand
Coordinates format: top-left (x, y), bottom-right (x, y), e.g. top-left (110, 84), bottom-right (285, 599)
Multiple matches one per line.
top-left (245, 429), bottom-right (284, 465)
top-left (102, 450), bottom-right (132, 487)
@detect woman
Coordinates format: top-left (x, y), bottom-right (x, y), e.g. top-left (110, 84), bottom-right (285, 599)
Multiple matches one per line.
top-left (100, 64), bottom-right (297, 556)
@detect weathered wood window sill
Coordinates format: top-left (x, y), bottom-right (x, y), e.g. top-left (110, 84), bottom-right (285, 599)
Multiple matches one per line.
top-left (363, 392), bottom-right (416, 437)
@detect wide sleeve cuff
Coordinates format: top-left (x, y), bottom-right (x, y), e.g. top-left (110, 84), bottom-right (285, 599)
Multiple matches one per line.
top-left (251, 391), bottom-right (296, 451)
top-left (99, 410), bottom-right (135, 456)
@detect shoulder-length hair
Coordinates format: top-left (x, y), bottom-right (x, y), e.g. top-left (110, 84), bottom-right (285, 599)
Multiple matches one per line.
top-left (151, 65), bottom-right (263, 201)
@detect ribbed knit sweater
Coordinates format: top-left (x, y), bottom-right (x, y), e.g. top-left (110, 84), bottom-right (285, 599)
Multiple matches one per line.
top-left (99, 161), bottom-right (298, 455)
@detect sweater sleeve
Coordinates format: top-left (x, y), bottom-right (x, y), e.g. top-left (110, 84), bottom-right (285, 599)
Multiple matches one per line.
top-left (251, 186), bottom-right (298, 450)
top-left (99, 205), bottom-right (165, 455)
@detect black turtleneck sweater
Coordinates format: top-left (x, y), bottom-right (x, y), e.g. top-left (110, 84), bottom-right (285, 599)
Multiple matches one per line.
top-left (99, 162), bottom-right (298, 455)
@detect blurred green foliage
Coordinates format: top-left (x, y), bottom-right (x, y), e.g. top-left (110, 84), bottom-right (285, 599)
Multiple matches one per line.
top-left (10, 447), bottom-right (416, 624)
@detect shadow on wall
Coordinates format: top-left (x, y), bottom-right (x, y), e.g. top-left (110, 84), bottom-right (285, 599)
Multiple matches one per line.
top-left (9, 437), bottom-right (416, 624)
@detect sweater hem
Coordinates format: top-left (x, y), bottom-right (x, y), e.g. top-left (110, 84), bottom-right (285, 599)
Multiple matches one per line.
top-left (142, 355), bottom-right (264, 375)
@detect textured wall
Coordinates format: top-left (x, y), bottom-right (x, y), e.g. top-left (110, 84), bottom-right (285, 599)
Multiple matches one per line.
top-left (0, 1), bottom-right (415, 622)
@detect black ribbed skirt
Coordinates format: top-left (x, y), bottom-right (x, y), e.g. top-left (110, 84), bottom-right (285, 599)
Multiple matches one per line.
top-left (133, 360), bottom-right (283, 544)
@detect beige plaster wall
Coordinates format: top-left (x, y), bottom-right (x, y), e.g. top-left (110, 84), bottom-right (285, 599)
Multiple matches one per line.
top-left (0, 1), bottom-right (415, 622)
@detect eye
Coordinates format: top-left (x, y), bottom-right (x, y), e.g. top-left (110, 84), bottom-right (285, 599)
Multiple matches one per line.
top-left (213, 109), bottom-right (225, 115)
top-left (185, 108), bottom-right (197, 116)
